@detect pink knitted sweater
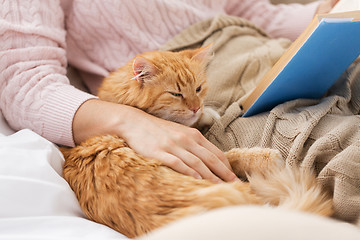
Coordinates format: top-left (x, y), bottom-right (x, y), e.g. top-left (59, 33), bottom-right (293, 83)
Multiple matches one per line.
top-left (0, 0), bottom-right (319, 146)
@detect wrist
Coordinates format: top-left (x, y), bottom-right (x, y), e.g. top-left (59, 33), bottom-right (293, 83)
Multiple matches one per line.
top-left (72, 98), bottom-right (150, 145)
top-left (105, 102), bottom-right (145, 140)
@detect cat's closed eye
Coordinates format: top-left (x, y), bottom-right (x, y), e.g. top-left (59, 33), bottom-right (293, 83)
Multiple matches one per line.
top-left (196, 86), bottom-right (202, 93)
top-left (168, 91), bottom-right (183, 98)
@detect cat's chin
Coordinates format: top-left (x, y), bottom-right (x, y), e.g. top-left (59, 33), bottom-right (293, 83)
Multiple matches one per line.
top-left (176, 114), bottom-right (201, 127)
top-left (154, 111), bottom-right (202, 127)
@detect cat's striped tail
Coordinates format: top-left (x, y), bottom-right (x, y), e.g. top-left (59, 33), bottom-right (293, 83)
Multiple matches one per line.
top-left (248, 166), bottom-right (333, 217)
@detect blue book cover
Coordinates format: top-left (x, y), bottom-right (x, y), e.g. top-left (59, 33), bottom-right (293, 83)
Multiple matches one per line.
top-left (242, 16), bottom-right (360, 117)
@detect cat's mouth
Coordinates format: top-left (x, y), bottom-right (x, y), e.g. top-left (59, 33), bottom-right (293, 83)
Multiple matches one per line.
top-left (152, 109), bottom-right (202, 127)
top-left (174, 111), bottom-right (202, 127)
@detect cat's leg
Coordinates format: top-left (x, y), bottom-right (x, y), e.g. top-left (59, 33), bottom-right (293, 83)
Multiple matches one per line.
top-left (225, 147), bottom-right (284, 179)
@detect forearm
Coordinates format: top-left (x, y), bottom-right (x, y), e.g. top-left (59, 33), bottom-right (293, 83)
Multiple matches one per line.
top-left (0, 0), bottom-right (95, 146)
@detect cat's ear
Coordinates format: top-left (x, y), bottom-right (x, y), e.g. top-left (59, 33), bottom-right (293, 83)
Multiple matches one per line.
top-left (131, 56), bottom-right (157, 84)
top-left (190, 44), bottom-right (213, 63)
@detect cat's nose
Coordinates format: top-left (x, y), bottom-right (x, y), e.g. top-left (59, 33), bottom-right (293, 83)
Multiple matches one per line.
top-left (190, 107), bottom-right (200, 114)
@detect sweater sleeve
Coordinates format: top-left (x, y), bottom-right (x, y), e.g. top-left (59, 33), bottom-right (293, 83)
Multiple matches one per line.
top-left (225, 0), bottom-right (320, 41)
top-left (0, 0), bottom-right (96, 146)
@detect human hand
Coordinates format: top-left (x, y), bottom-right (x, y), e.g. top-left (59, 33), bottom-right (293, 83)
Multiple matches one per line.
top-left (73, 99), bottom-right (238, 183)
top-left (119, 105), bottom-right (239, 183)
top-left (316, 0), bottom-right (339, 14)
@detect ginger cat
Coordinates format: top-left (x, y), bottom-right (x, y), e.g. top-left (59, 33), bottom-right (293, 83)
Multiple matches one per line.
top-left (61, 46), bottom-right (333, 238)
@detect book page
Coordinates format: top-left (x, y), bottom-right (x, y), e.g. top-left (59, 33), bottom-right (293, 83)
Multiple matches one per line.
top-left (331, 0), bottom-right (360, 13)
top-left (321, 18), bottom-right (353, 23)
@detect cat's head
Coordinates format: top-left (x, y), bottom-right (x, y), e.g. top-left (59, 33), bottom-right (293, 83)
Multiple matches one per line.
top-left (127, 46), bottom-right (212, 126)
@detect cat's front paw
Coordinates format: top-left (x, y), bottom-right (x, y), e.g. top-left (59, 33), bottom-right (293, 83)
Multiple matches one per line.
top-left (226, 147), bottom-right (284, 179)
top-left (261, 148), bottom-right (284, 170)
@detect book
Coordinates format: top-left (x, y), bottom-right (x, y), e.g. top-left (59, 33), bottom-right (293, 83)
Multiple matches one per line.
top-left (331, 0), bottom-right (360, 13)
top-left (241, 10), bottom-right (360, 117)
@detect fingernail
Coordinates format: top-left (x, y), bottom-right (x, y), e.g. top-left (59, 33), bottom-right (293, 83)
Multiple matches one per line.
top-left (231, 174), bottom-right (241, 183)
top-left (194, 173), bottom-right (202, 180)
top-left (209, 178), bottom-right (222, 184)
top-left (233, 177), bottom-right (242, 183)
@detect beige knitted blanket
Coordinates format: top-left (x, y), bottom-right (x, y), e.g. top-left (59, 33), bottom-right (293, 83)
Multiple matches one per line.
top-left (161, 15), bottom-right (360, 226)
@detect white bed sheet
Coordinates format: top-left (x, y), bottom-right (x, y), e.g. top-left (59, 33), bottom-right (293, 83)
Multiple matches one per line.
top-left (0, 111), bottom-right (128, 240)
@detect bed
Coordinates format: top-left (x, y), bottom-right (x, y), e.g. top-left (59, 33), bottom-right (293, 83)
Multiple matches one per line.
top-left (0, 114), bottom-right (128, 239)
top-left (1, 112), bottom-right (360, 239)
top-left (1, 0), bottom-right (360, 239)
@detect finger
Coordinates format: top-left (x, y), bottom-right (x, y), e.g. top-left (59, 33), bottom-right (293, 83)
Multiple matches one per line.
top-left (157, 152), bottom-right (202, 180)
top-left (170, 146), bottom-right (223, 183)
top-left (199, 138), bottom-right (232, 171)
top-left (189, 144), bottom-right (238, 182)
top-left (188, 128), bottom-right (232, 171)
